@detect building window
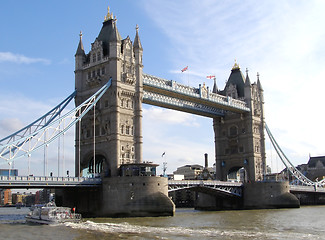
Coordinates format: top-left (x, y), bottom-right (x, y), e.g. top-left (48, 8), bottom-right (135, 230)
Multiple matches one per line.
top-left (126, 126), bottom-right (130, 135)
top-left (239, 146), bottom-right (244, 153)
top-left (121, 125), bottom-right (124, 134)
top-left (88, 72), bottom-right (91, 79)
top-left (230, 146), bottom-right (237, 154)
top-left (229, 126), bottom-right (238, 136)
top-left (101, 126), bottom-right (106, 135)
top-left (97, 52), bottom-right (101, 61)
top-left (92, 54), bottom-right (96, 63)
top-left (102, 67), bottom-right (105, 75)
top-left (97, 69), bottom-right (100, 76)
top-left (92, 71), bottom-right (96, 78)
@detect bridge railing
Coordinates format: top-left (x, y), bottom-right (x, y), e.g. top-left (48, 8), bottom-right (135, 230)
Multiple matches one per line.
top-left (290, 185), bottom-right (325, 193)
top-left (168, 180), bottom-right (243, 187)
top-left (0, 176), bottom-right (101, 184)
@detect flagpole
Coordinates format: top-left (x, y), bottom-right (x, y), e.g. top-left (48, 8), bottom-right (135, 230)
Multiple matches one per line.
top-left (206, 74), bottom-right (216, 90)
top-left (187, 70), bottom-right (189, 86)
top-left (181, 66), bottom-right (189, 86)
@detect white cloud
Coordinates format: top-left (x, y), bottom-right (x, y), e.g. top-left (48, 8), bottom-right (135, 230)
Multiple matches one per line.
top-left (0, 52), bottom-right (51, 65)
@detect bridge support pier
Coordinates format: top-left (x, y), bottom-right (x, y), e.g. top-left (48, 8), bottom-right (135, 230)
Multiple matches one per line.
top-left (194, 192), bottom-right (242, 210)
top-left (56, 176), bottom-right (175, 217)
top-left (243, 181), bottom-right (300, 209)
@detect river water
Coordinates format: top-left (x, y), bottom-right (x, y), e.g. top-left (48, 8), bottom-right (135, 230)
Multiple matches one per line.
top-left (0, 206), bottom-right (324, 239)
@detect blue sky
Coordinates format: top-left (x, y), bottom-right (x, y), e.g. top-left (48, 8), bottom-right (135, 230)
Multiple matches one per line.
top-left (1, 0), bottom-right (325, 176)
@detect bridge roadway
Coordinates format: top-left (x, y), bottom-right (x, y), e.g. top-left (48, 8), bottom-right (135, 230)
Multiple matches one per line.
top-left (0, 176), bottom-right (101, 188)
top-left (0, 177), bottom-right (324, 195)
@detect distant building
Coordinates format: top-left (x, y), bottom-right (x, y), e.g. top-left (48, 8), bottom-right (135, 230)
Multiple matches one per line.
top-left (0, 169), bottom-right (17, 206)
top-left (12, 192), bottom-right (28, 205)
top-left (0, 169), bottom-right (18, 177)
top-left (173, 165), bottom-right (203, 180)
top-left (297, 156), bottom-right (325, 181)
top-left (0, 189), bottom-right (12, 206)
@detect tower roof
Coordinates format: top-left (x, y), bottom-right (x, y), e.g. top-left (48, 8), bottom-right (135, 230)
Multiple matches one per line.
top-left (97, 19), bottom-right (122, 55)
top-left (223, 62), bottom-right (246, 98)
top-left (245, 68), bottom-right (251, 87)
top-left (75, 31), bottom-right (85, 56)
top-left (133, 24), bottom-right (143, 50)
top-left (257, 72), bottom-right (263, 91)
top-left (97, 7), bottom-right (122, 56)
top-left (212, 77), bottom-right (218, 93)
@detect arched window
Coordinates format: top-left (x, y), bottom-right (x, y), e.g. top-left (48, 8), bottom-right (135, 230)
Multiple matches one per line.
top-left (229, 126), bottom-right (238, 136)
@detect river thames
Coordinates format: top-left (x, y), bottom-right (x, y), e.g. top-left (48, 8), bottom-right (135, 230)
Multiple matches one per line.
top-left (0, 206), bottom-right (324, 239)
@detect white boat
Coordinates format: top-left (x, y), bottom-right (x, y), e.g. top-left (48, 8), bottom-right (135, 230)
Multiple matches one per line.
top-left (25, 202), bottom-right (81, 224)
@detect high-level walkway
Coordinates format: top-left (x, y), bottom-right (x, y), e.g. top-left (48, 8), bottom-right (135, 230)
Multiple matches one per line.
top-left (143, 73), bottom-right (250, 117)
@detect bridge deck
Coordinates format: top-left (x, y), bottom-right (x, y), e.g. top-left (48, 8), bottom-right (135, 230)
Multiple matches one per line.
top-left (289, 185), bottom-right (325, 193)
top-left (0, 176), bottom-right (101, 188)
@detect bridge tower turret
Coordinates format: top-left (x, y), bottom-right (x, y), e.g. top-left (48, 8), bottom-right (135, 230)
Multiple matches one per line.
top-left (74, 7), bottom-right (143, 177)
top-left (214, 63), bottom-right (266, 182)
top-left (133, 25), bottom-right (144, 163)
top-left (75, 32), bottom-right (86, 92)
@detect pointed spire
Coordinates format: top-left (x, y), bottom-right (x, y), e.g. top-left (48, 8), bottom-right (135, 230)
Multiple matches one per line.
top-left (110, 20), bottom-right (121, 42)
top-left (104, 5), bottom-right (113, 22)
top-left (245, 68), bottom-right (251, 86)
top-left (133, 24), bottom-right (143, 50)
top-left (212, 77), bottom-right (218, 93)
top-left (257, 72), bottom-right (263, 91)
top-left (232, 59), bottom-right (240, 70)
top-left (75, 31), bottom-right (85, 56)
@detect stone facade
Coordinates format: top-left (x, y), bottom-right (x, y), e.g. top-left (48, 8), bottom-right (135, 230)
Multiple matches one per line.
top-left (74, 9), bottom-right (143, 178)
top-left (214, 63), bottom-right (266, 182)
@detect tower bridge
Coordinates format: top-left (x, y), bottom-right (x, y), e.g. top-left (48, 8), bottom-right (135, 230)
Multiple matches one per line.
top-left (1, 5), bottom-right (323, 216)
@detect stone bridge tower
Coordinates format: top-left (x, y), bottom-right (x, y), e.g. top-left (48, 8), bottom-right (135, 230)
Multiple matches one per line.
top-left (213, 62), bottom-right (266, 182)
top-left (74, 8), bottom-right (143, 177)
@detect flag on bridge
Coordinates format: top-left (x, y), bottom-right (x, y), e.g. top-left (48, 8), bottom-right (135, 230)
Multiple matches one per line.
top-left (206, 75), bottom-right (215, 79)
top-left (181, 66), bottom-right (188, 72)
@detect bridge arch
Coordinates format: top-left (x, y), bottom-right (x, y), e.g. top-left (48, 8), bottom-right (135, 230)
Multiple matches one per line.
top-left (81, 151), bottom-right (110, 177)
top-left (227, 166), bottom-right (248, 182)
